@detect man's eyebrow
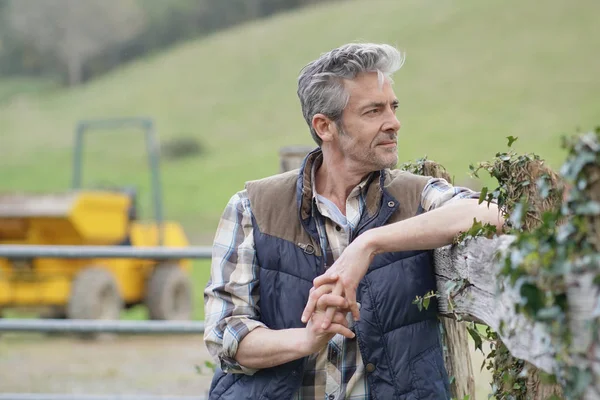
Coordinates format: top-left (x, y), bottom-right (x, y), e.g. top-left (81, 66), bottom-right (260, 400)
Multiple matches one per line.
top-left (360, 102), bottom-right (386, 111)
top-left (360, 100), bottom-right (399, 111)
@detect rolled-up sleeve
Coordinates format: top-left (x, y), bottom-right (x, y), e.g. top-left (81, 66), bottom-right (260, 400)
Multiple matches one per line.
top-left (420, 177), bottom-right (482, 211)
top-left (203, 189), bottom-right (266, 375)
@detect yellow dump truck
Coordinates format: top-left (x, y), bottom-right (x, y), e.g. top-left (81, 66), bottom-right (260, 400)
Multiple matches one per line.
top-left (0, 118), bottom-right (193, 321)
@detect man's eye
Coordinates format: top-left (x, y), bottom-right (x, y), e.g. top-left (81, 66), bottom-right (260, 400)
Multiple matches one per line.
top-left (367, 109), bottom-right (379, 114)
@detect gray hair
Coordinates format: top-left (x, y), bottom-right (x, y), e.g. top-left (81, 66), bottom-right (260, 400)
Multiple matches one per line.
top-left (297, 43), bottom-right (405, 146)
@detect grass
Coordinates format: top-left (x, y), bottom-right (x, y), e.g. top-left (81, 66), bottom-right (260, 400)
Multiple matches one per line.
top-left (0, 77), bottom-right (59, 105)
top-left (1, 0), bottom-right (598, 241)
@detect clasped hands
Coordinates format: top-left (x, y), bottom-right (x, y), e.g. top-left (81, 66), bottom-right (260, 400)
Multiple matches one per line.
top-left (300, 234), bottom-right (375, 348)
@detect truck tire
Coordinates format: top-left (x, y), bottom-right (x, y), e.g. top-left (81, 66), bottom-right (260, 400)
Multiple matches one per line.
top-left (67, 267), bottom-right (123, 320)
top-left (145, 265), bottom-right (192, 320)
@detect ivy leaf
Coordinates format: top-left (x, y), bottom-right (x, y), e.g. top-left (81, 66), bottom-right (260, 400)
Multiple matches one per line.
top-left (204, 360), bottom-right (216, 373)
top-left (536, 306), bottom-right (561, 320)
top-left (478, 187), bottom-right (488, 205)
top-left (535, 175), bottom-right (551, 199)
top-left (507, 136), bottom-right (518, 147)
top-left (445, 280), bottom-right (458, 292)
top-left (509, 201), bottom-right (529, 230)
top-left (423, 296), bottom-right (431, 310)
top-left (575, 201), bottom-right (600, 215)
top-left (573, 368), bottom-right (593, 395)
top-left (467, 325), bottom-right (483, 352)
top-left (412, 296), bottom-right (423, 312)
top-left (520, 282), bottom-right (544, 316)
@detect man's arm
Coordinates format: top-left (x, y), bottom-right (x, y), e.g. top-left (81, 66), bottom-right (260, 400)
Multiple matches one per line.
top-left (236, 295), bottom-right (353, 369)
top-left (362, 198), bottom-right (503, 254)
top-left (301, 178), bottom-right (504, 326)
top-left (204, 191), bottom-right (354, 374)
top-left (203, 190), bottom-right (268, 375)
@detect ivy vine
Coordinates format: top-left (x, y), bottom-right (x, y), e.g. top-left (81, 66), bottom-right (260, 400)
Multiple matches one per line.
top-left (469, 128), bottom-right (600, 399)
top-left (408, 127), bottom-right (600, 399)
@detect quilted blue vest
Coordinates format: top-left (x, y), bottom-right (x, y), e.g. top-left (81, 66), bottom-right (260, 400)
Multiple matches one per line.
top-left (208, 150), bottom-right (450, 399)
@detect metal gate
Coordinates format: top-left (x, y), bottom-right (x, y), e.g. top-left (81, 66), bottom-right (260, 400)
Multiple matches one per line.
top-left (0, 244), bottom-right (212, 400)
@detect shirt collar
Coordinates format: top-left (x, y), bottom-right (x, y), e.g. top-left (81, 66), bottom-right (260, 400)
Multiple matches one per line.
top-left (301, 149), bottom-right (382, 219)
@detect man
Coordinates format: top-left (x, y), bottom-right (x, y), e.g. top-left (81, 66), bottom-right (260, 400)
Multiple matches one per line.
top-left (204, 43), bottom-right (503, 399)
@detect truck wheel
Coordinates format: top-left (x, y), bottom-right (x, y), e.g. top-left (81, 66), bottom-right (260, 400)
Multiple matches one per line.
top-left (67, 267), bottom-right (123, 320)
top-left (145, 265), bottom-right (192, 320)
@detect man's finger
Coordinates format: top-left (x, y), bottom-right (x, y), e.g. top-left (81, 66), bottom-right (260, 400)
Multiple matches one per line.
top-left (331, 311), bottom-right (349, 327)
top-left (325, 322), bottom-right (355, 339)
top-left (301, 284), bottom-right (336, 323)
top-left (322, 281), bottom-right (343, 329)
top-left (313, 272), bottom-right (338, 288)
top-left (345, 284), bottom-right (360, 321)
top-left (316, 293), bottom-right (348, 311)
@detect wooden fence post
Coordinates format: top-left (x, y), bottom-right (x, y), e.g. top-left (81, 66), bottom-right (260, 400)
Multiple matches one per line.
top-left (279, 145), bottom-right (315, 173)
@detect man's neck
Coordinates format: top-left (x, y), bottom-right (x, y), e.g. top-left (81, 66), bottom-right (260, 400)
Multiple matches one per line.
top-left (314, 155), bottom-right (371, 216)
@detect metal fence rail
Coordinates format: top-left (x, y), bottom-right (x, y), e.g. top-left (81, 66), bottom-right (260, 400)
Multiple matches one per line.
top-left (0, 245), bottom-right (212, 259)
top-left (0, 245), bottom-right (212, 398)
top-left (0, 395), bottom-right (205, 400)
top-left (0, 319), bottom-right (205, 334)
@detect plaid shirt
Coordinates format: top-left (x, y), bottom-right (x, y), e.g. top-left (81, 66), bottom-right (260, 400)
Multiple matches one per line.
top-left (204, 164), bottom-right (480, 399)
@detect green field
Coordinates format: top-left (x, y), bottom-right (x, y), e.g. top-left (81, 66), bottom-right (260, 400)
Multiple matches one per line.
top-left (2, 0), bottom-right (599, 241)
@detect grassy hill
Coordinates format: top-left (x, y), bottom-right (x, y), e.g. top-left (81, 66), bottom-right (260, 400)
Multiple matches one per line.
top-left (1, 0), bottom-right (599, 242)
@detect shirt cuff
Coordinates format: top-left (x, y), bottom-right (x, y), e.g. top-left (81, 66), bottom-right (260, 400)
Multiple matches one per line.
top-left (220, 317), bottom-right (267, 375)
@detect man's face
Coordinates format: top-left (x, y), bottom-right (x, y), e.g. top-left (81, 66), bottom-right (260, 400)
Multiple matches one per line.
top-left (335, 72), bottom-right (400, 172)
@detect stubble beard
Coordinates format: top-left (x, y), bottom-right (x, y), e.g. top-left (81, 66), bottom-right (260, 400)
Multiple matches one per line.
top-left (346, 144), bottom-right (398, 171)
top-left (338, 125), bottom-right (398, 171)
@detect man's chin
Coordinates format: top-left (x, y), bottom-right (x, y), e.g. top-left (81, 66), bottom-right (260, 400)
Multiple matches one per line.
top-left (374, 157), bottom-right (398, 170)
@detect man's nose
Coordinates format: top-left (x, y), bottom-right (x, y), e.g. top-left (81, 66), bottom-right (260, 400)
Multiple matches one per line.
top-left (383, 109), bottom-right (401, 133)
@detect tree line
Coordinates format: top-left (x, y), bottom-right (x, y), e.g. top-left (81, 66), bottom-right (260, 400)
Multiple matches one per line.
top-left (0, 0), bottom-right (332, 86)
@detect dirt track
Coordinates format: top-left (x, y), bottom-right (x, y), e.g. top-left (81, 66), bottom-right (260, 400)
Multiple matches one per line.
top-left (0, 334), bottom-right (215, 397)
top-left (0, 333), bottom-right (493, 398)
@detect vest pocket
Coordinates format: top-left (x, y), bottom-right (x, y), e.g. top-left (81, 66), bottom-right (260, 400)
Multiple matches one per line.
top-left (409, 345), bottom-right (450, 399)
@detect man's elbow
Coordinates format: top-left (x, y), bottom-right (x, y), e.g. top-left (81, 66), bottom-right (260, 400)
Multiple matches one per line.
top-left (448, 198), bottom-right (505, 235)
top-left (475, 200), bottom-right (505, 234)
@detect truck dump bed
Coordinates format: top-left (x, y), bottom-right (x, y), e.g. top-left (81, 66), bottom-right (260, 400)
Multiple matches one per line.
top-left (0, 190), bottom-right (131, 244)
top-left (0, 192), bottom-right (78, 218)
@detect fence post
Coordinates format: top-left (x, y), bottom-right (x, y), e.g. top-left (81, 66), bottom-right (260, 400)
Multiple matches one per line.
top-left (278, 145), bottom-right (315, 173)
top-left (413, 160), bottom-right (475, 399)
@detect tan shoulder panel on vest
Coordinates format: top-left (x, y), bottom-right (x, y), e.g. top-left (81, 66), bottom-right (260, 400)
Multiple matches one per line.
top-left (384, 169), bottom-right (432, 223)
top-left (245, 170), bottom-right (321, 256)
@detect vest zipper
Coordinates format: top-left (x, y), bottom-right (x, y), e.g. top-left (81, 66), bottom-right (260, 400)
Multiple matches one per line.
top-left (297, 242), bottom-right (315, 255)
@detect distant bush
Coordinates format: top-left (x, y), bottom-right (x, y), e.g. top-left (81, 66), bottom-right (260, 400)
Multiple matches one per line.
top-left (160, 136), bottom-right (204, 161)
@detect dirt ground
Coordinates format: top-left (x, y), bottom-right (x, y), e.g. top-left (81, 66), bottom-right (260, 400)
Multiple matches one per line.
top-left (0, 333), bottom-right (493, 399)
top-left (0, 333), bottom-right (215, 397)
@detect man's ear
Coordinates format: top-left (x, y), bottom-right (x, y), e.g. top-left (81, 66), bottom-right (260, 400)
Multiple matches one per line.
top-left (312, 114), bottom-right (336, 143)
